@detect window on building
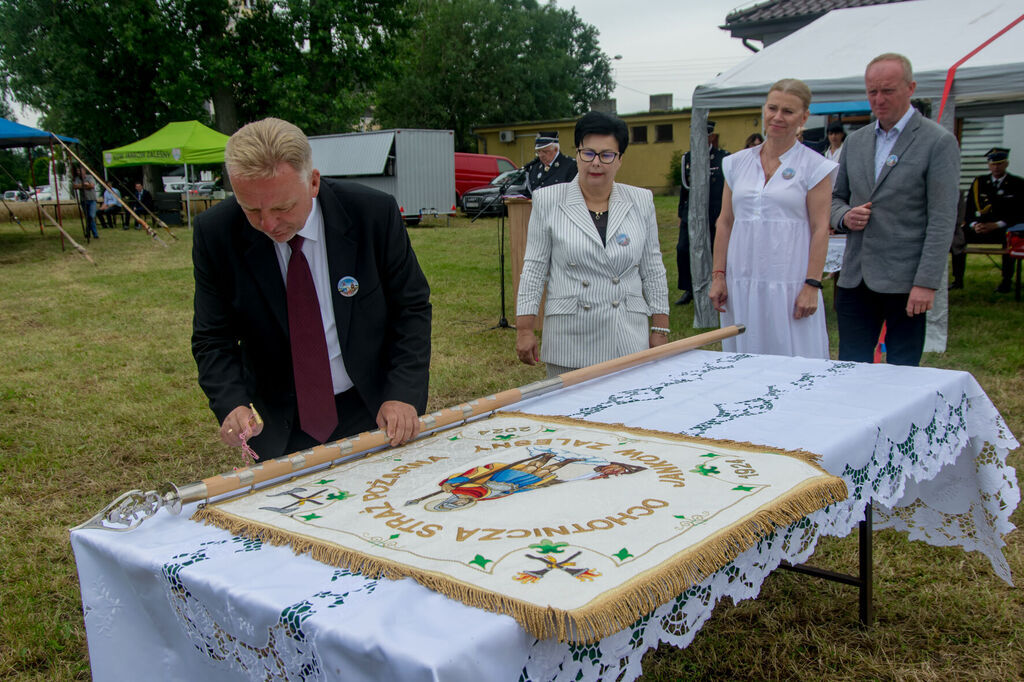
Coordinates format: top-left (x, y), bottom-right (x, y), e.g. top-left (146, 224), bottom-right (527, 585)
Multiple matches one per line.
top-left (631, 126), bottom-right (648, 144)
top-left (655, 124), bottom-right (673, 142)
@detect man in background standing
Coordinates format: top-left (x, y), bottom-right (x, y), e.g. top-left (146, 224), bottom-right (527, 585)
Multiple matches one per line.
top-left (830, 53), bottom-right (959, 366)
top-left (71, 165), bottom-right (99, 240)
top-left (523, 131), bottom-right (577, 197)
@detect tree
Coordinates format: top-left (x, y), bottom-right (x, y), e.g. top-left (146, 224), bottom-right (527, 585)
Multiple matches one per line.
top-left (0, 0), bottom-right (409, 165)
top-left (375, 0), bottom-right (613, 151)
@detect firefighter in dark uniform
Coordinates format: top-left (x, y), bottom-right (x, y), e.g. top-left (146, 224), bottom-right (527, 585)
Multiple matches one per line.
top-left (675, 121), bottom-right (729, 305)
top-left (523, 131), bottom-right (577, 197)
top-left (951, 147), bottom-right (1024, 292)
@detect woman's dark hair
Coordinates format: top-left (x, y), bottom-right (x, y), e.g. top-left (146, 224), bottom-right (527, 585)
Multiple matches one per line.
top-left (744, 133), bottom-right (764, 148)
top-left (574, 111), bottom-right (629, 155)
top-left (827, 121), bottom-right (846, 138)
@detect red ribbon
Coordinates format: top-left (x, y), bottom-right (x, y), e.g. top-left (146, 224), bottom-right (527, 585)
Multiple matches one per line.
top-left (936, 13), bottom-right (1024, 124)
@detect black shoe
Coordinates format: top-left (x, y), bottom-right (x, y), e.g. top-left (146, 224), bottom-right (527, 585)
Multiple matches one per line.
top-left (949, 280), bottom-right (963, 290)
top-left (675, 291), bottom-right (693, 305)
top-left (995, 280), bottom-right (1012, 294)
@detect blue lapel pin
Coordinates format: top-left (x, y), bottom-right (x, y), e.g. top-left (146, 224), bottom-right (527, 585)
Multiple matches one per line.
top-left (337, 276), bottom-right (359, 297)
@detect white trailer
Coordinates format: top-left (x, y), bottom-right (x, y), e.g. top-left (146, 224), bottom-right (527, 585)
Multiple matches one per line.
top-left (308, 129), bottom-right (456, 225)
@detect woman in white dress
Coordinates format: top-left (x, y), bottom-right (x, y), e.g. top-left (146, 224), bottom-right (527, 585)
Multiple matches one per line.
top-left (709, 78), bottom-right (837, 358)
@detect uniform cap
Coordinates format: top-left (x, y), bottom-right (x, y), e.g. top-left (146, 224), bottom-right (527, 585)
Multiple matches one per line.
top-left (986, 147), bottom-right (1009, 162)
top-left (535, 131), bottom-right (559, 149)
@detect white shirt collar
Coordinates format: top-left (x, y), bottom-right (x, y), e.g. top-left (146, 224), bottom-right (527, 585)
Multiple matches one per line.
top-left (296, 197), bottom-right (323, 243)
top-left (875, 106), bottom-right (915, 137)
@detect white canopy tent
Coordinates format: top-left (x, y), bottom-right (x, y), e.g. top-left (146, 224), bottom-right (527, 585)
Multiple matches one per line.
top-left (685, 0), bottom-right (1024, 350)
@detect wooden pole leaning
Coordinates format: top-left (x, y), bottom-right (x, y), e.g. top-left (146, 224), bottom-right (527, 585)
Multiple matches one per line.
top-left (37, 205), bottom-right (96, 265)
top-left (74, 325), bottom-right (743, 532)
top-left (51, 136), bottom-right (176, 244)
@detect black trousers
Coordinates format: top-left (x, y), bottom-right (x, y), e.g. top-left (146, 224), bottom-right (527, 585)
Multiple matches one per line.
top-left (97, 206), bottom-right (124, 229)
top-left (676, 220), bottom-right (717, 292)
top-left (282, 387), bottom-right (378, 456)
top-left (836, 282), bottom-right (927, 367)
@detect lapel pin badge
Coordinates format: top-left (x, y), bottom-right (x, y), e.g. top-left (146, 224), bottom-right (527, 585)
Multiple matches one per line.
top-left (337, 276), bottom-right (359, 297)
top-left (615, 232), bottom-right (630, 247)
top-left (781, 167), bottom-right (795, 180)
top-left (886, 154), bottom-right (898, 167)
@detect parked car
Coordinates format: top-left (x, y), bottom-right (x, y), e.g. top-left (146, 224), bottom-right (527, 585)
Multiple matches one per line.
top-left (188, 181), bottom-right (217, 196)
top-left (460, 169), bottom-right (528, 217)
top-left (3, 190), bottom-right (30, 202)
top-left (34, 185), bottom-right (54, 201)
top-left (454, 152), bottom-right (516, 201)
top-left (163, 181), bottom-right (188, 193)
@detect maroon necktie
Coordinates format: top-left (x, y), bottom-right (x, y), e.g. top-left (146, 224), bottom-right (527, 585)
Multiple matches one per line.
top-left (287, 235), bottom-right (338, 443)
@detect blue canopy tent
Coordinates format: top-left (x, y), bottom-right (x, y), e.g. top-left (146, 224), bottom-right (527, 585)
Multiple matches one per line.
top-left (0, 116), bottom-right (78, 149)
top-left (0, 116), bottom-right (81, 237)
top-left (0, 116), bottom-right (80, 200)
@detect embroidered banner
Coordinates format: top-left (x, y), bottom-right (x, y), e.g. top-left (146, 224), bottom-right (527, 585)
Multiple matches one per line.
top-left (195, 413), bottom-right (846, 642)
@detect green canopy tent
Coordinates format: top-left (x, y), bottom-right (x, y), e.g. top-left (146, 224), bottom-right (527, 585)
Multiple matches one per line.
top-left (102, 120), bottom-right (229, 228)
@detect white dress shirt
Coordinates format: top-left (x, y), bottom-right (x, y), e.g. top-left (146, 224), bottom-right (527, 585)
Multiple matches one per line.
top-left (873, 106), bottom-right (916, 180)
top-left (273, 199), bottom-right (354, 395)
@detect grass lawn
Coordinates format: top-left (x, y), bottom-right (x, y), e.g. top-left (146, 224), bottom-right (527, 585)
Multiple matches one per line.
top-left (0, 195), bottom-right (1020, 680)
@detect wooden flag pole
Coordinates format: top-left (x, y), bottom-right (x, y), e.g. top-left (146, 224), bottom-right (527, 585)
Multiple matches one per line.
top-left (75, 325), bottom-right (744, 531)
top-left (51, 136), bottom-right (176, 244)
top-left (37, 205), bottom-right (97, 265)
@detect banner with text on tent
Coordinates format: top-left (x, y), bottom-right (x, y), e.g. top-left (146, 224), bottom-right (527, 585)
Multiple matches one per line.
top-left (195, 413), bottom-right (847, 642)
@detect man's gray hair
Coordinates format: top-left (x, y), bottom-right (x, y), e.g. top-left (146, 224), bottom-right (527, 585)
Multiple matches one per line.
top-left (867, 53), bottom-right (914, 84)
top-left (225, 118), bottom-right (313, 181)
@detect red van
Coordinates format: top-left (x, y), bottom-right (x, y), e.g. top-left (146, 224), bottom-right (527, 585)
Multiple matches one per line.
top-left (454, 152), bottom-right (517, 200)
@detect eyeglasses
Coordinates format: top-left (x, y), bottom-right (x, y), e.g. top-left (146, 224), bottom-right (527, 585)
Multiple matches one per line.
top-left (577, 148), bottom-right (620, 164)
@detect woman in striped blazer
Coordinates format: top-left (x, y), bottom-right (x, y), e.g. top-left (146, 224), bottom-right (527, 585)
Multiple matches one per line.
top-left (516, 111), bottom-right (670, 377)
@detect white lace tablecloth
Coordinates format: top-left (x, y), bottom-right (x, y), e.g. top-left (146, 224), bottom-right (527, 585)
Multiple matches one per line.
top-left (71, 351), bottom-right (1019, 682)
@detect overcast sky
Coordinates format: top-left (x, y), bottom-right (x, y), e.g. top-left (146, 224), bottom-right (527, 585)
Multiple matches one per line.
top-left (566, 0), bottom-right (755, 114)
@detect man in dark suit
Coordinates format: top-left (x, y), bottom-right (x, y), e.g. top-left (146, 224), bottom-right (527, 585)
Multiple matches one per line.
top-left (830, 53), bottom-right (960, 366)
top-left (951, 147), bottom-right (1024, 292)
top-left (129, 181), bottom-right (156, 230)
top-left (523, 131), bottom-right (577, 197)
top-left (192, 117), bottom-right (431, 460)
top-left (675, 123), bottom-right (728, 305)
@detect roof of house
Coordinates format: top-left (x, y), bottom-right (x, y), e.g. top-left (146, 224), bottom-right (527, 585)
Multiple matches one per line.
top-left (723, 0), bottom-right (909, 28)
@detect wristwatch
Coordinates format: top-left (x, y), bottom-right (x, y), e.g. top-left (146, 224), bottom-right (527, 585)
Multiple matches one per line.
top-left (804, 278), bottom-right (823, 289)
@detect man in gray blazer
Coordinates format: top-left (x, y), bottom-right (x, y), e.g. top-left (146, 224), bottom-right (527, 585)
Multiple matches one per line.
top-left (831, 53), bottom-right (960, 366)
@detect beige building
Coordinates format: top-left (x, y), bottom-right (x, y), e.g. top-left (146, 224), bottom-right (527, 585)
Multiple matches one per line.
top-left (474, 107), bottom-right (763, 194)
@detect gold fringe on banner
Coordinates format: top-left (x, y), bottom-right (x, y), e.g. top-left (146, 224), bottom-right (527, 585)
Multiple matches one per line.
top-left (193, 413), bottom-right (848, 644)
top-left (194, 475), bottom-right (845, 643)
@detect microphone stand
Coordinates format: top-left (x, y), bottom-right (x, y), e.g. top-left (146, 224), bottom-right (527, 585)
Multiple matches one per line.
top-left (470, 168), bottom-right (527, 330)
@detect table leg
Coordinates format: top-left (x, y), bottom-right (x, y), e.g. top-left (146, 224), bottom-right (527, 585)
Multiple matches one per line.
top-left (859, 501), bottom-right (874, 626)
top-left (779, 499), bottom-right (873, 626)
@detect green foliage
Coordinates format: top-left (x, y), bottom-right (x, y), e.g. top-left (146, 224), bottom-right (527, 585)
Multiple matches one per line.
top-left (666, 149), bottom-right (683, 190)
top-left (0, 0), bottom-right (410, 160)
top-left (375, 0), bottom-right (613, 151)
top-left (30, 156), bottom-right (49, 185)
top-left (0, 148), bottom-right (32, 189)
